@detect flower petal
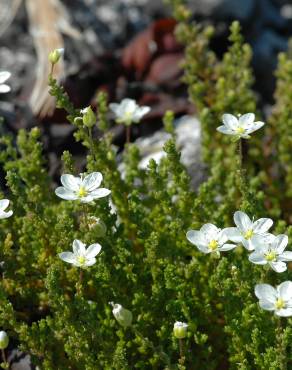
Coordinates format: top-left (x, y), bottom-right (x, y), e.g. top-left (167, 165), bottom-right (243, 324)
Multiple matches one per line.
top-left (219, 243), bottom-right (237, 251)
top-left (278, 251), bottom-right (292, 262)
top-left (271, 234), bottom-right (288, 254)
top-left (277, 281), bottom-right (292, 301)
top-left (55, 187), bottom-right (78, 200)
top-left (60, 174), bottom-right (81, 191)
top-left (255, 284), bottom-right (277, 302)
top-left (275, 308), bottom-right (292, 317)
top-left (259, 300), bottom-right (275, 311)
top-left (82, 172), bottom-right (103, 191)
top-left (238, 113), bottom-right (255, 126)
top-left (89, 188), bottom-right (111, 199)
top-left (222, 227), bottom-right (242, 243)
top-left (59, 252), bottom-right (76, 264)
top-left (222, 114), bottom-right (238, 129)
top-left (252, 218), bottom-right (273, 233)
top-left (0, 199), bottom-right (9, 212)
top-left (73, 240), bottom-right (86, 255)
top-left (85, 258), bottom-right (97, 267)
top-left (0, 210), bottom-right (13, 219)
top-left (200, 223), bottom-right (219, 238)
top-left (109, 103), bottom-right (120, 115)
top-left (249, 253), bottom-right (266, 265)
top-left (216, 126), bottom-right (235, 135)
top-left (270, 261), bottom-right (287, 273)
top-left (186, 230), bottom-right (206, 246)
top-left (85, 243), bottom-right (102, 259)
top-left (0, 71), bottom-right (11, 84)
top-left (0, 84), bottom-right (11, 93)
top-left (245, 121), bottom-right (265, 134)
top-left (234, 211), bottom-right (252, 232)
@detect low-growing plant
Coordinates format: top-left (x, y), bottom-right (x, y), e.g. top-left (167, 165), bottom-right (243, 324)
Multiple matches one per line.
top-left (0, 6), bottom-right (291, 369)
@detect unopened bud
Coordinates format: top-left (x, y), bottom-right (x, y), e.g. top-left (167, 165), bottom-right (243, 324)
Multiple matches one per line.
top-left (88, 217), bottom-right (107, 237)
top-left (173, 321), bottom-right (188, 339)
top-left (111, 303), bottom-right (132, 328)
top-left (0, 331), bottom-right (9, 349)
top-left (49, 48), bottom-right (64, 64)
top-left (81, 106), bottom-right (96, 128)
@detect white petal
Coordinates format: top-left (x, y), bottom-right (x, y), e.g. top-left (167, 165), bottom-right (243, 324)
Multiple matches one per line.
top-left (0, 210), bottom-right (13, 219)
top-left (0, 84), bottom-right (11, 93)
top-left (55, 187), bottom-right (78, 200)
top-left (222, 113), bottom-right (238, 129)
top-left (200, 223), bottom-right (219, 238)
top-left (242, 238), bottom-right (255, 251)
top-left (252, 218), bottom-right (273, 233)
top-left (234, 211), bottom-right (252, 232)
top-left (0, 71), bottom-right (11, 84)
top-left (73, 240), bottom-right (86, 255)
top-left (132, 106), bottom-right (150, 122)
top-left (219, 243), bottom-right (237, 251)
top-left (245, 121), bottom-right (265, 134)
top-left (275, 308), bottom-right (292, 317)
top-left (259, 300), bottom-right (275, 311)
top-left (222, 227), bottom-right (242, 243)
top-left (196, 244), bottom-right (211, 253)
top-left (238, 113), bottom-right (255, 126)
top-left (255, 284), bottom-right (277, 302)
top-left (0, 199), bottom-right (9, 211)
top-left (216, 126), bottom-right (235, 135)
top-left (84, 258), bottom-right (97, 267)
top-left (278, 251), bottom-right (292, 261)
top-left (271, 234), bottom-right (288, 254)
top-left (251, 234), bottom-right (274, 251)
top-left (60, 174), bottom-right (81, 191)
top-left (277, 281), bottom-right (292, 301)
top-left (270, 261), bottom-right (287, 273)
top-left (249, 253), bottom-right (266, 265)
top-left (85, 243), bottom-right (102, 259)
top-left (82, 172), bottom-right (103, 191)
top-left (59, 252), bottom-right (76, 264)
top-left (89, 188), bottom-right (111, 199)
top-left (186, 230), bottom-right (206, 246)
top-left (109, 103), bottom-right (120, 115)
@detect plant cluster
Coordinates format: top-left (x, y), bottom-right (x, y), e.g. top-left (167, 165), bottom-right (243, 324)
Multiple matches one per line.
top-left (0, 5), bottom-right (291, 369)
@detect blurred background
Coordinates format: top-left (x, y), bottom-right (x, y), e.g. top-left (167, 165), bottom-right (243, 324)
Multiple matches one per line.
top-left (0, 0), bottom-right (292, 176)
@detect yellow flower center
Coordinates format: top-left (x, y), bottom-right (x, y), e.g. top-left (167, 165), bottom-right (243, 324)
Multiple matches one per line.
top-left (77, 256), bottom-right (86, 265)
top-left (244, 229), bottom-right (254, 239)
top-left (208, 240), bottom-right (218, 251)
top-left (265, 251), bottom-right (277, 262)
top-left (236, 127), bottom-right (245, 134)
top-left (78, 186), bottom-right (88, 197)
top-left (275, 298), bottom-right (285, 310)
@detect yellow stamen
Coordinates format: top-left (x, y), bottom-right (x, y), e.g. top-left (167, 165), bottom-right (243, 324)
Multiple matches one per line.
top-left (77, 256), bottom-right (86, 265)
top-left (244, 229), bottom-right (254, 239)
top-left (208, 240), bottom-right (218, 251)
top-left (265, 251), bottom-right (277, 262)
top-left (275, 298), bottom-right (285, 310)
top-left (78, 186), bottom-right (87, 197)
top-left (236, 127), bottom-right (245, 134)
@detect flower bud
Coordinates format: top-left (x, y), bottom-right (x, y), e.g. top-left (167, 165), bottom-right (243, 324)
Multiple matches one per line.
top-left (81, 106), bottom-right (96, 128)
top-left (49, 48), bottom-right (64, 64)
top-left (111, 303), bottom-right (132, 327)
top-left (88, 217), bottom-right (107, 237)
top-left (0, 331), bottom-right (9, 349)
top-left (173, 321), bottom-right (188, 339)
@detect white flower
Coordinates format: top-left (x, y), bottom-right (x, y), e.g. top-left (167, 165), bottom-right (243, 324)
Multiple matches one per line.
top-left (55, 172), bottom-right (111, 203)
top-left (249, 234), bottom-right (292, 273)
top-left (186, 223), bottom-right (237, 254)
top-left (224, 211), bottom-right (273, 251)
top-left (255, 281), bottom-right (292, 317)
top-left (0, 331), bottom-right (9, 349)
top-left (109, 98), bottom-right (150, 126)
top-left (173, 321), bottom-right (188, 339)
top-left (217, 113), bottom-right (264, 139)
top-left (0, 71), bottom-right (11, 93)
top-left (59, 239), bottom-right (102, 268)
top-left (0, 199), bottom-right (13, 219)
top-left (111, 303), bottom-right (133, 327)
top-left (49, 48), bottom-right (64, 64)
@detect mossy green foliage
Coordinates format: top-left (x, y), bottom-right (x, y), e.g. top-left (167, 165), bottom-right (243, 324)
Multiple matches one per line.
top-left (0, 5), bottom-right (291, 369)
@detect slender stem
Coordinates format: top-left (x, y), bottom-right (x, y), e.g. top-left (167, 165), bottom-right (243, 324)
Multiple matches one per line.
top-left (179, 338), bottom-right (185, 362)
top-left (1, 349), bottom-right (9, 369)
top-left (77, 269), bottom-right (83, 295)
top-left (126, 126), bottom-right (131, 144)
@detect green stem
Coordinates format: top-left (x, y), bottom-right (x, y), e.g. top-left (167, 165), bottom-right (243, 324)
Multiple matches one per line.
top-left (126, 126), bottom-right (131, 144)
top-left (1, 349), bottom-right (9, 369)
top-left (179, 338), bottom-right (185, 364)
